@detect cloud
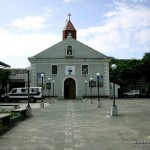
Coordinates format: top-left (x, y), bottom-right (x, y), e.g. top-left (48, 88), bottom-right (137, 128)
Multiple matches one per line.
top-left (78, 2), bottom-right (150, 58)
top-left (117, 0), bottom-right (148, 3)
top-left (64, 0), bottom-right (78, 3)
top-left (128, 0), bottom-right (147, 3)
top-left (134, 29), bottom-right (150, 44)
top-left (0, 27), bottom-right (60, 57)
top-left (12, 16), bottom-right (46, 30)
top-left (0, 1), bottom-right (150, 67)
top-left (0, 27), bottom-right (60, 67)
top-left (41, 6), bottom-right (55, 19)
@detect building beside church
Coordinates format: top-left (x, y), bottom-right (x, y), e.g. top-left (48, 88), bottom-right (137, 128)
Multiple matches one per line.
top-left (28, 17), bottom-right (110, 99)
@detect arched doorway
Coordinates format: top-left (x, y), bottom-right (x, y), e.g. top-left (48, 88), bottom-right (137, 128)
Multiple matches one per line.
top-left (64, 78), bottom-right (76, 99)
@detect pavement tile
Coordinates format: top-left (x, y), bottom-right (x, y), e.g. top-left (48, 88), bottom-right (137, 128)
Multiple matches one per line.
top-left (0, 99), bottom-right (150, 150)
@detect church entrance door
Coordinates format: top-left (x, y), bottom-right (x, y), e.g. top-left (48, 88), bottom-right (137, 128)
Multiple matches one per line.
top-left (64, 78), bottom-right (76, 99)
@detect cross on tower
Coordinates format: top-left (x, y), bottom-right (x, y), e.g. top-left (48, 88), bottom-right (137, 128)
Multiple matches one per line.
top-left (68, 13), bottom-right (71, 20)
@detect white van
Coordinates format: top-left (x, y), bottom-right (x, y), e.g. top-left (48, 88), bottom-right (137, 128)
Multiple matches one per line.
top-left (1, 87), bottom-right (42, 103)
top-left (123, 90), bottom-right (140, 98)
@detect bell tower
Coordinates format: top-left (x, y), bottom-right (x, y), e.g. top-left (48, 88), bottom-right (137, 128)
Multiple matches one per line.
top-left (63, 13), bottom-right (77, 40)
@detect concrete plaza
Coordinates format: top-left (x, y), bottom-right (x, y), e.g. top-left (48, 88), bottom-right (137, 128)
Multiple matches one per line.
top-left (0, 98), bottom-right (150, 150)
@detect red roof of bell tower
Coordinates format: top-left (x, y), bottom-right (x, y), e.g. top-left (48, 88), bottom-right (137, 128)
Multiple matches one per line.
top-left (62, 13), bottom-right (77, 40)
top-left (63, 20), bottom-right (76, 31)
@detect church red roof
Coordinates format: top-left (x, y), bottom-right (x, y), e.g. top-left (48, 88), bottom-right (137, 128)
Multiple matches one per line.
top-left (63, 20), bottom-right (76, 31)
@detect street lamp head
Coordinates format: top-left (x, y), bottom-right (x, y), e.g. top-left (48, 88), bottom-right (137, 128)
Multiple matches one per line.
top-left (85, 80), bottom-right (87, 83)
top-left (52, 80), bottom-right (55, 83)
top-left (41, 73), bottom-right (44, 77)
top-left (48, 78), bottom-right (51, 81)
top-left (96, 73), bottom-right (100, 76)
top-left (111, 64), bottom-right (117, 70)
top-left (90, 77), bottom-right (93, 81)
top-left (26, 67), bottom-right (30, 74)
top-left (26, 66), bottom-right (31, 70)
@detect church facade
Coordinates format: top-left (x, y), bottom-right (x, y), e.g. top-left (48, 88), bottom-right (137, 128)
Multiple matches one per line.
top-left (28, 18), bottom-right (110, 99)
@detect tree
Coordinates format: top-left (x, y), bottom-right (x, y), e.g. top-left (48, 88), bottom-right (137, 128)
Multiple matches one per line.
top-left (109, 58), bottom-right (141, 92)
top-left (141, 52), bottom-right (150, 95)
top-left (0, 69), bottom-right (11, 94)
top-left (126, 59), bottom-right (141, 89)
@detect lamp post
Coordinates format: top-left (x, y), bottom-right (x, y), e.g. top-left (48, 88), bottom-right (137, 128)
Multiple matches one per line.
top-left (26, 68), bottom-right (32, 116)
top-left (89, 78), bottom-right (93, 104)
top-left (40, 73), bottom-right (44, 108)
top-left (48, 78), bottom-right (51, 103)
top-left (96, 73), bottom-right (101, 108)
top-left (52, 80), bottom-right (55, 101)
top-left (84, 80), bottom-right (87, 101)
top-left (111, 64), bottom-right (118, 116)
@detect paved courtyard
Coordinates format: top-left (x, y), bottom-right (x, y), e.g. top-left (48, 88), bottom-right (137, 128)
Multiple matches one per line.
top-left (0, 98), bottom-right (150, 150)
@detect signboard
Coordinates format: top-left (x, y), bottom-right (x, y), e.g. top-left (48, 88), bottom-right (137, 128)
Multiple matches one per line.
top-left (89, 80), bottom-right (96, 88)
top-left (97, 75), bottom-right (103, 87)
top-left (65, 66), bottom-right (75, 75)
top-left (46, 83), bottom-right (51, 89)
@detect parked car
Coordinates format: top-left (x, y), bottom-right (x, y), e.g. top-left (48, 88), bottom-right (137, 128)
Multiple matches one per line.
top-left (123, 90), bottom-right (140, 98)
top-left (1, 87), bottom-right (42, 103)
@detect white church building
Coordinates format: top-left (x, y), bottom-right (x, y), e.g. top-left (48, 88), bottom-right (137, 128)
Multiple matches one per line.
top-left (28, 17), bottom-right (111, 100)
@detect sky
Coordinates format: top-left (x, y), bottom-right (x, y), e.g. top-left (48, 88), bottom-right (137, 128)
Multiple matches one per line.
top-left (0, 0), bottom-right (150, 68)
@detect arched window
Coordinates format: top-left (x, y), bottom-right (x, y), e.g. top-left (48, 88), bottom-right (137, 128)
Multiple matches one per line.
top-left (67, 46), bottom-right (73, 56)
